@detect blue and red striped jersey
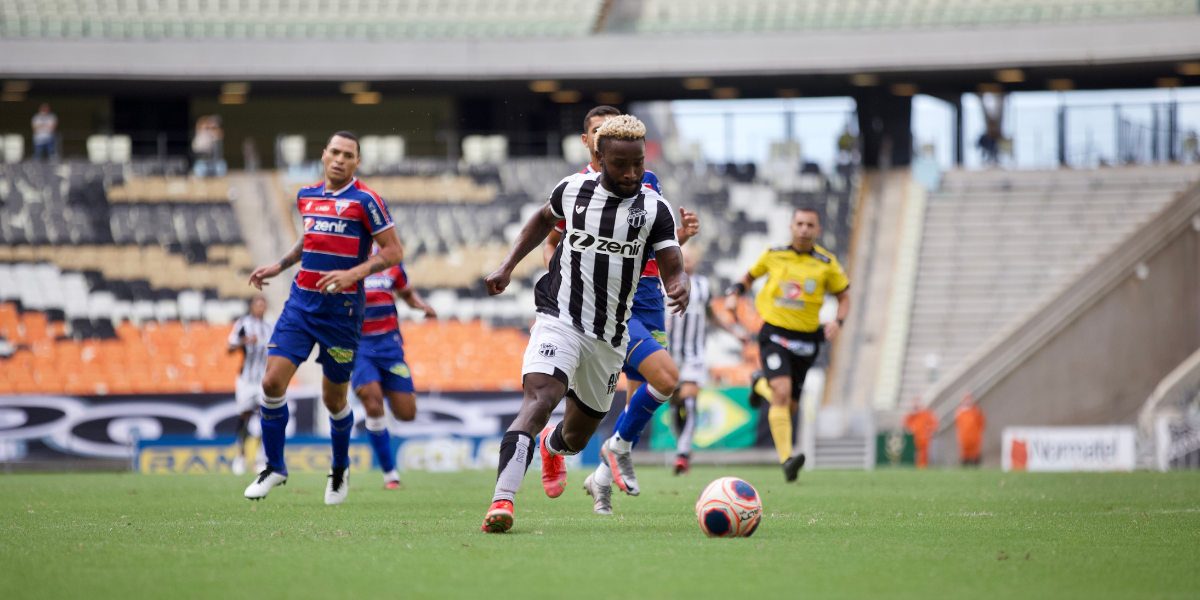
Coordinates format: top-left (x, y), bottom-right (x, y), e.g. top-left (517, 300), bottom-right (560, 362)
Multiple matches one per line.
top-left (289, 177), bottom-right (395, 316)
top-left (362, 260), bottom-right (409, 340)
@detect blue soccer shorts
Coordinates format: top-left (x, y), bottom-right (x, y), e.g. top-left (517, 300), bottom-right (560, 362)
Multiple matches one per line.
top-left (267, 306), bottom-right (362, 384)
top-left (351, 336), bottom-right (415, 394)
top-left (622, 307), bottom-right (668, 383)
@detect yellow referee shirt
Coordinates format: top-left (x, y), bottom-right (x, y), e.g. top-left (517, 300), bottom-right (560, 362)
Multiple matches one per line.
top-left (749, 244), bottom-right (849, 333)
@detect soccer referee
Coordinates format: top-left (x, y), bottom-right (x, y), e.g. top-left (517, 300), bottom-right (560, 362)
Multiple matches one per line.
top-left (724, 207), bottom-right (851, 482)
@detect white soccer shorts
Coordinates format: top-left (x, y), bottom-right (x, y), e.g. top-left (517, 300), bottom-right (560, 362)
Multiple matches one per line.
top-left (521, 316), bottom-right (624, 416)
top-left (234, 378), bottom-right (263, 414)
top-left (677, 356), bottom-right (708, 386)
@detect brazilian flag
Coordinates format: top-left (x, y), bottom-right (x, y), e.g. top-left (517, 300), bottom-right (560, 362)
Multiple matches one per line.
top-left (649, 387), bottom-right (759, 451)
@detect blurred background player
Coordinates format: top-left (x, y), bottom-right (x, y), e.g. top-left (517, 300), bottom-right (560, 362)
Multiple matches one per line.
top-left (351, 245), bottom-right (437, 489)
top-left (544, 106), bottom-right (698, 506)
top-left (227, 295), bottom-right (272, 476)
top-left (954, 392), bottom-right (986, 467)
top-left (724, 207), bottom-right (851, 482)
top-left (665, 246), bottom-right (747, 475)
top-left (904, 398), bottom-right (939, 470)
top-left (244, 131), bottom-right (402, 505)
top-left (481, 116), bottom-right (687, 531)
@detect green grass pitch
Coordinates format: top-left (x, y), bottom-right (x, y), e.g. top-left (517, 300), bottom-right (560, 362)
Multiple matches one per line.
top-left (2, 466), bottom-right (1198, 599)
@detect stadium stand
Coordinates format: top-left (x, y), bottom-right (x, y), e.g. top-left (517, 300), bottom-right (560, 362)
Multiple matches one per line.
top-left (636, 0), bottom-right (1199, 34)
top-left (0, 0), bottom-right (605, 40)
top-left (898, 165), bottom-right (1200, 405)
top-left (0, 161), bottom-right (260, 395)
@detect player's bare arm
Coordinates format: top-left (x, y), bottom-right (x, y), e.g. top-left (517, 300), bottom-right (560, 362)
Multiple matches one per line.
top-left (677, 207), bottom-right (700, 245)
top-left (317, 228), bottom-right (403, 294)
top-left (707, 301), bottom-right (749, 343)
top-left (542, 228), bottom-right (563, 269)
top-left (486, 201), bottom-right (558, 296)
top-left (656, 246), bottom-right (690, 315)
top-left (824, 288), bottom-right (851, 340)
top-left (723, 272), bottom-right (756, 314)
top-left (397, 287), bottom-right (438, 319)
top-left (248, 237), bottom-right (303, 290)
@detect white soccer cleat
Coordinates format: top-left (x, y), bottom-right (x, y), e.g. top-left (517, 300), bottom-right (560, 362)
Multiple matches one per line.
top-left (231, 455), bottom-right (246, 476)
top-left (383, 470), bottom-right (402, 490)
top-left (601, 437), bottom-right (640, 496)
top-left (325, 466), bottom-right (350, 505)
top-left (582, 473), bottom-right (613, 515)
top-left (244, 467), bottom-right (287, 500)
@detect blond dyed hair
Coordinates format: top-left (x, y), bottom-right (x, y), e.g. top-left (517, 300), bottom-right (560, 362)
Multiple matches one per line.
top-left (593, 115), bottom-right (647, 152)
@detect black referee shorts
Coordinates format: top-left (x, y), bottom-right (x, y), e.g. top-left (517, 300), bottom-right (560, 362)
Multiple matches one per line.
top-left (757, 322), bottom-right (823, 401)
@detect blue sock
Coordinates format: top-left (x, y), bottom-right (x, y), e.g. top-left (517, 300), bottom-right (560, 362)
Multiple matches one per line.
top-left (366, 419), bottom-right (395, 473)
top-left (260, 402), bottom-right (289, 475)
top-left (616, 384), bottom-right (669, 446)
top-left (330, 407), bottom-right (354, 470)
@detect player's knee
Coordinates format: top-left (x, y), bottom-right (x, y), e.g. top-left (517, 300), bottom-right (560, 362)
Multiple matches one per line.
top-left (261, 376), bottom-right (287, 399)
top-left (357, 391), bottom-right (385, 418)
top-left (769, 378), bottom-right (791, 406)
top-left (391, 394), bottom-right (417, 421)
top-left (647, 362), bottom-right (679, 396)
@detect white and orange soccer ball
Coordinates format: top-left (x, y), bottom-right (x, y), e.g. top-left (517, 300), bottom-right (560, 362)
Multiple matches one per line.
top-left (695, 477), bottom-right (762, 537)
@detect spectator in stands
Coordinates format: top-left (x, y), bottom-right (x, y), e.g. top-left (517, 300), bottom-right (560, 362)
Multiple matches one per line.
top-left (192, 115), bottom-right (225, 176)
top-left (31, 103), bottom-right (57, 161)
top-left (903, 398), bottom-right (939, 470)
top-left (954, 392), bottom-right (986, 467)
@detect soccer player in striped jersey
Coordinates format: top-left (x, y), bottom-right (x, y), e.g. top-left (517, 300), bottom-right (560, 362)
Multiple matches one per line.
top-left (664, 246), bottom-right (747, 475)
top-left (244, 131), bottom-right (402, 505)
top-left (542, 106), bottom-right (699, 509)
top-left (481, 116), bottom-right (688, 532)
top-left (227, 295), bottom-right (273, 476)
top-left (351, 245), bottom-right (436, 489)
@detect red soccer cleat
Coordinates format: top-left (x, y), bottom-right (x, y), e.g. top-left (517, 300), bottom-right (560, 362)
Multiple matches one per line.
top-left (384, 480), bottom-right (401, 490)
top-left (673, 455), bottom-right (690, 476)
top-left (539, 424), bottom-right (567, 498)
top-left (481, 500), bottom-right (514, 533)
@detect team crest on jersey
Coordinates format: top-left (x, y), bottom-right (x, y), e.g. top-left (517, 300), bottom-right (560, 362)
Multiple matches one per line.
top-left (335, 199), bottom-right (350, 215)
top-left (804, 278), bottom-right (818, 294)
top-left (327, 347), bottom-right (354, 364)
top-left (627, 208), bottom-right (647, 228)
top-left (389, 362), bottom-right (411, 378)
top-left (539, 343), bottom-right (557, 358)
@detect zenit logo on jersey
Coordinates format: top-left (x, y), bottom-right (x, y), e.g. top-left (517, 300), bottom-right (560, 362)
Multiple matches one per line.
top-left (290, 177), bottom-right (394, 316)
top-left (304, 218), bottom-right (349, 234)
top-left (567, 231), bottom-right (643, 258)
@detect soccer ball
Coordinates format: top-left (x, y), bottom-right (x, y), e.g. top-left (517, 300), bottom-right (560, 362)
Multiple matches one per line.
top-left (695, 477), bottom-right (762, 537)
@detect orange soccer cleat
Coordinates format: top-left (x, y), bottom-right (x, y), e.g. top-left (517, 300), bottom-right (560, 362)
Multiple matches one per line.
top-left (539, 424), bottom-right (567, 498)
top-left (481, 500), bottom-right (514, 533)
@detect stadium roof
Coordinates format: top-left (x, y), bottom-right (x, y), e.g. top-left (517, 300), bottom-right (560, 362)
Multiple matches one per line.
top-left (1, 2), bottom-right (1198, 99)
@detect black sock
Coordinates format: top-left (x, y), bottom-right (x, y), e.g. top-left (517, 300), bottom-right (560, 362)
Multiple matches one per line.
top-left (235, 416), bottom-right (250, 453)
top-left (548, 420), bottom-right (580, 456)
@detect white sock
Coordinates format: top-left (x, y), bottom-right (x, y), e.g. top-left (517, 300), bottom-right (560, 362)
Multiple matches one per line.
top-left (611, 434), bottom-right (633, 454)
top-left (677, 397), bottom-right (697, 456)
top-left (261, 394), bottom-right (286, 410)
top-left (594, 462), bottom-right (613, 488)
top-left (383, 469), bottom-right (399, 483)
top-left (365, 416), bottom-right (387, 432)
top-left (330, 405), bottom-right (352, 421)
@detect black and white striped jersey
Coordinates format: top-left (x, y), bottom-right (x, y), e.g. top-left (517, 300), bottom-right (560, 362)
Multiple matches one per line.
top-left (227, 315), bottom-right (272, 383)
top-left (535, 171), bottom-right (679, 349)
top-left (667, 274), bottom-right (711, 363)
